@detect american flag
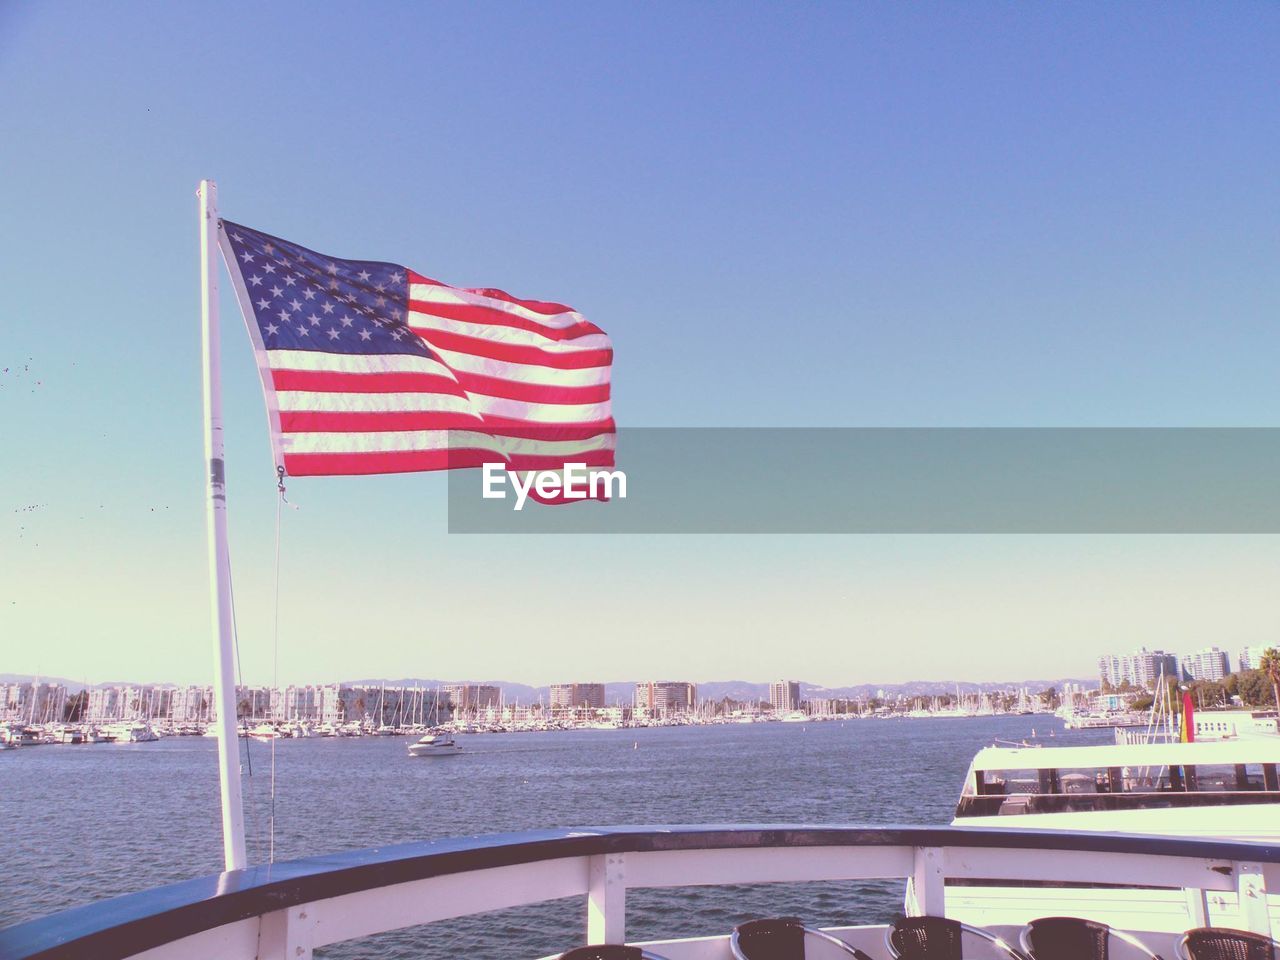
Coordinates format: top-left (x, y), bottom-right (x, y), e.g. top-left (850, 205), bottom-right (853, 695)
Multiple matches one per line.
top-left (218, 220), bottom-right (614, 478)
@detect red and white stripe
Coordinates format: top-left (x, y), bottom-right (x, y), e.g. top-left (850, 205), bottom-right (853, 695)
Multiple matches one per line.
top-left (246, 272), bottom-right (613, 478)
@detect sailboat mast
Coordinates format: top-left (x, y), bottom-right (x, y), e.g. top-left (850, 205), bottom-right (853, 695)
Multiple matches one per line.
top-left (199, 179), bottom-right (248, 872)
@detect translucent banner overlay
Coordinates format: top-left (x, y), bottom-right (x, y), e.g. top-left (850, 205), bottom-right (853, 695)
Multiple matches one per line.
top-left (446, 428), bottom-right (1280, 534)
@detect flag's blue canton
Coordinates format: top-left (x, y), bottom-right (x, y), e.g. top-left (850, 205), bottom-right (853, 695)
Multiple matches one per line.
top-left (219, 220), bottom-right (430, 359)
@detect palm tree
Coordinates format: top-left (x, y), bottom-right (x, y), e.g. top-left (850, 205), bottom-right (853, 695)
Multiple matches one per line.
top-left (1261, 647), bottom-right (1280, 719)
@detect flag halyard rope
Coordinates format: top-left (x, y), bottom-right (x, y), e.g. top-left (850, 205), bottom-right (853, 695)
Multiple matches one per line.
top-left (269, 467), bottom-right (286, 863)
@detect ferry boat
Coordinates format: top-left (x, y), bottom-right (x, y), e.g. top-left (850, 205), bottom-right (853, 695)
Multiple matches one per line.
top-left (954, 740), bottom-right (1280, 840)
top-left (944, 737), bottom-right (1280, 934)
top-left (1062, 710), bottom-right (1150, 730)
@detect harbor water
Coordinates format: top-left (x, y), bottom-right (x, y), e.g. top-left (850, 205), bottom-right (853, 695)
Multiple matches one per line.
top-left (1, 715), bottom-right (1111, 958)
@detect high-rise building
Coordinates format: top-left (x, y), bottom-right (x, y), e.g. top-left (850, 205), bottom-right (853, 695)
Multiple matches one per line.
top-left (231, 686), bottom-right (273, 721)
top-left (170, 685), bottom-right (214, 723)
top-left (769, 681), bottom-right (801, 713)
top-left (549, 683), bottom-right (606, 711)
top-left (1097, 648), bottom-right (1178, 689)
top-left (634, 681), bottom-right (696, 717)
top-left (317, 683), bottom-right (345, 724)
top-left (1239, 645), bottom-right (1277, 672)
top-left (312, 683), bottom-right (441, 726)
top-left (0, 682), bottom-right (68, 723)
top-left (83, 684), bottom-right (171, 721)
top-left (271, 684), bottom-right (323, 721)
top-left (443, 684), bottom-right (501, 713)
top-left (87, 686), bottom-right (122, 721)
top-left (1181, 646), bottom-right (1230, 682)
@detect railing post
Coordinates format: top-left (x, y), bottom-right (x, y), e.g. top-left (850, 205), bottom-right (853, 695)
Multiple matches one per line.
top-left (256, 906), bottom-right (317, 960)
top-left (911, 847), bottom-right (946, 917)
top-left (1182, 887), bottom-right (1209, 928)
top-left (1236, 862), bottom-right (1271, 937)
top-left (587, 853), bottom-right (626, 944)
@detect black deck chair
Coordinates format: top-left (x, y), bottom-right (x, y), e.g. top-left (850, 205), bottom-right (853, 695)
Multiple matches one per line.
top-left (1020, 916), bottom-right (1164, 960)
top-left (556, 946), bottom-right (669, 960)
top-left (730, 917), bottom-right (875, 960)
top-left (1178, 927), bottom-right (1280, 960)
top-left (886, 916), bottom-right (1027, 960)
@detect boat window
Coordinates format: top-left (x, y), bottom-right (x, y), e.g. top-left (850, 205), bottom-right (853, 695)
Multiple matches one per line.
top-left (956, 760), bottom-right (1280, 818)
top-left (1186, 763), bottom-right (1268, 792)
top-left (1059, 771), bottom-right (1098, 794)
top-left (975, 769), bottom-right (1042, 796)
top-left (1116, 764), bottom-right (1183, 792)
top-left (978, 766), bottom-right (1139, 795)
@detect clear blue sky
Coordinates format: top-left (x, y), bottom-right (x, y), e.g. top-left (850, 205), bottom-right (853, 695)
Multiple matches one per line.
top-left (2, 2), bottom-right (1277, 686)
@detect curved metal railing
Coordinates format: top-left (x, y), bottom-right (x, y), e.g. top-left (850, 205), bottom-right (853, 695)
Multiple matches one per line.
top-left (1, 824), bottom-right (1277, 960)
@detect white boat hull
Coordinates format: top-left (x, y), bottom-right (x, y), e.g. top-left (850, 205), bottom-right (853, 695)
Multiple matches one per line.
top-left (407, 739), bottom-right (461, 758)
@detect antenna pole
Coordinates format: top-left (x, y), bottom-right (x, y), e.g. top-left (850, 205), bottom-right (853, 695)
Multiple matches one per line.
top-left (199, 179), bottom-right (248, 871)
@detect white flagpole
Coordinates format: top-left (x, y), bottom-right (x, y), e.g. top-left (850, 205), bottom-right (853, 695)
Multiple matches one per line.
top-left (199, 179), bottom-right (248, 871)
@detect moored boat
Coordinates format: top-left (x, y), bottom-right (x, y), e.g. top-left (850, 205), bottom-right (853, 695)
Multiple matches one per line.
top-left (45, 724), bottom-right (84, 745)
top-left (99, 721), bottom-right (160, 743)
top-left (0, 724), bottom-right (43, 747)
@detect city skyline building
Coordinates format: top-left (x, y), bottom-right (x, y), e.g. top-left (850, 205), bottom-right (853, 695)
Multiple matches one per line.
top-left (8, 647), bottom-right (1275, 729)
top-left (1097, 648), bottom-right (1179, 690)
top-left (1239, 645), bottom-right (1276, 672)
top-left (634, 681), bottom-right (696, 717)
top-left (86, 684), bottom-right (172, 722)
top-left (0, 682), bottom-right (68, 724)
top-left (168, 685), bottom-right (214, 723)
top-left (271, 684), bottom-right (320, 722)
top-left (769, 680), bottom-right (801, 713)
top-left (1181, 646), bottom-right (1231, 683)
top-left (549, 683), bottom-right (606, 712)
top-left (443, 684), bottom-right (501, 713)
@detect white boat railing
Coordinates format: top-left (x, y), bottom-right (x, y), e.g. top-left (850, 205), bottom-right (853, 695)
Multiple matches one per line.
top-left (1, 824), bottom-right (1277, 960)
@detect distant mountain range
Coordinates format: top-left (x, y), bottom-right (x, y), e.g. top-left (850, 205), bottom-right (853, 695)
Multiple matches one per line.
top-left (2, 672), bottom-right (1095, 703)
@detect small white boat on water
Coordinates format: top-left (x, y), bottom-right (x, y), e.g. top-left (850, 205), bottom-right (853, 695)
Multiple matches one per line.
top-left (247, 723), bottom-right (280, 741)
top-left (407, 732), bottom-right (461, 758)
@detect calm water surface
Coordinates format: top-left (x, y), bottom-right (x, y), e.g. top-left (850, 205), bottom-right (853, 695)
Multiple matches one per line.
top-left (1, 716), bottom-right (1110, 957)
